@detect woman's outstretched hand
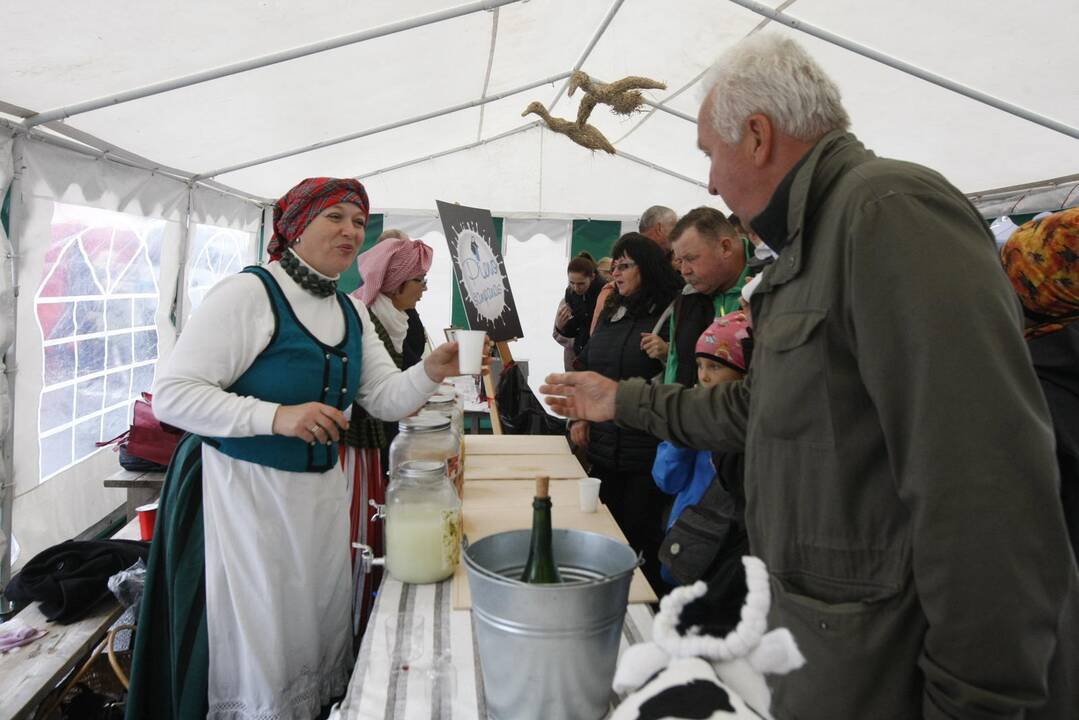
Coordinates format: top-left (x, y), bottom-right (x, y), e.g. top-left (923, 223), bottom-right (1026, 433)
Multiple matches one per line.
top-left (540, 372), bottom-right (618, 422)
top-left (272, 402), bottom-right (350, 445)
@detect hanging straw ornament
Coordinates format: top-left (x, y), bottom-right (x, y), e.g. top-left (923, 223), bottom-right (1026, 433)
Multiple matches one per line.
top-left (567, 71), bottom-right (667, 125)
top-left (521, 101), bottom-right (616, 154)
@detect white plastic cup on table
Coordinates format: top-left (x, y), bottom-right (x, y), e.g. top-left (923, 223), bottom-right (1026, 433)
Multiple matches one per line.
top-left (578, 477), bottom-right (601, 513)
top-left (454, 330), bottom-right (487, 375)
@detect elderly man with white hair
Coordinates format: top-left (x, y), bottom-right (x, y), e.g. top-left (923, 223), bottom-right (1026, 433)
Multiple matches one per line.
top-left (542, 34), bottom-right (1077, 719)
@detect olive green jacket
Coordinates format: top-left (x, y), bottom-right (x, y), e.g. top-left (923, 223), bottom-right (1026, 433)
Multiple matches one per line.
top-left (616, 131), bottom-right (1078, 719)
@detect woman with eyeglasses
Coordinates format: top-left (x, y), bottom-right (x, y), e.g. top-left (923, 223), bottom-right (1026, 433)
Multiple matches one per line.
top-left (571, 232), bottom-right (683, 594)
top-left (343, 234), bottom-right (434, 637)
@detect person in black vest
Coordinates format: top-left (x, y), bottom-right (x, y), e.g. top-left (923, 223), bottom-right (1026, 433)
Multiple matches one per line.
top-left (554, 251), bottom-right (605, 366)
top-left (571, 233), bottom-right (682, 593)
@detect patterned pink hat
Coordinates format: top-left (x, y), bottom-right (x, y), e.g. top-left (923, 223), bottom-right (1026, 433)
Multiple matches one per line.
top-left (695, 312), bottom-right (750, 372)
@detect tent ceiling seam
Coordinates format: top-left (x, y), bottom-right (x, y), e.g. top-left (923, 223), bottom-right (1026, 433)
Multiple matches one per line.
top-left (728, 0), bottom-right (1079, 142)
top-left (548, 0), bottom-right (626, 115)
top-left (358, 122), bottom-right (539, 180)
top-left (22, 0), bottom-right (525, 129)
top-left (614, 150), bottom-right (708, 189)
top-left (0, 118), bottom-right (270, 206)
top-left (476, 8), bottom-right (501, 142)
top-left (197, 72), bottom-right (568, 179)
top-left (611, 0), bottom-right (801, 145)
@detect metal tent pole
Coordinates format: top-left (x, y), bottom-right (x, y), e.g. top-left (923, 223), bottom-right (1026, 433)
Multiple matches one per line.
top-left (195, 73), bottom-right (569, 180)
top-left (727, 0), bottom-right (1079, 142)
top-left (549, 0), bottom-right (626, 111)
top-left (23, 0), bottom-right (524, 128)
top-left (614, 151), bottom-right (708, 188)
top-left (0, 119), bottom-right (270, 206)
top-left (0, 165), bottom-right (19, 615)
top-left (360, 122), bottom-right (540, 180)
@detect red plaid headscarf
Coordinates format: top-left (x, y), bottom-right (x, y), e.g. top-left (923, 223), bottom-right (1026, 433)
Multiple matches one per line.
top-left (1001, 207), bottom-right (1079, 338)
top-left (268, 177), bottom-right (370, 261)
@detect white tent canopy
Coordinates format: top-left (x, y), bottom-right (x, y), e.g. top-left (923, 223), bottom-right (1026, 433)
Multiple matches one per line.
top-left (2, 0), bottom-right (1078, 585)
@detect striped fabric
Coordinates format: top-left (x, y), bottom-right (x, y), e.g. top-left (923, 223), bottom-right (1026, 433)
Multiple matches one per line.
top-left (330, 576), bottom-right (654, 719)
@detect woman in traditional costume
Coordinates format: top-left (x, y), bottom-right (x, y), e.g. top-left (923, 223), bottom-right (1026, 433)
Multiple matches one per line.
top-left (341, 235), bottom-right (433, 639)
top-left (126, 177), bottom-right (470, 720)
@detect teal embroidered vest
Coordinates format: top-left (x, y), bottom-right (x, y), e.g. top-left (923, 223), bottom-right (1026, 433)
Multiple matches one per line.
top-left (209, 266), bottom-right (363, 473)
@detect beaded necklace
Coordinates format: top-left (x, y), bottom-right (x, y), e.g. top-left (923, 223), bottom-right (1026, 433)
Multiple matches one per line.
top-left (279, 248), bottom-right (337, 297)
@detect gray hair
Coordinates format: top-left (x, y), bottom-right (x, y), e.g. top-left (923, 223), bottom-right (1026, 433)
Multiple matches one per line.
top-left (639, 205), bottom-right (677, 233)
top-left (701, 33), bottom-right (850, 144)
top-left (377, 228), bottom-right (410, 243)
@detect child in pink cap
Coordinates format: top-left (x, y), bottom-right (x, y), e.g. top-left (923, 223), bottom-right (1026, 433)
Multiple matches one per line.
top-left (652, 312), bottom-right (751, 615)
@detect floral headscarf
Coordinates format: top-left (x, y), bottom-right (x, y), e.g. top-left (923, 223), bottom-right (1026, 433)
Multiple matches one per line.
top-left (1001, 207), bottom-right (1079, 338)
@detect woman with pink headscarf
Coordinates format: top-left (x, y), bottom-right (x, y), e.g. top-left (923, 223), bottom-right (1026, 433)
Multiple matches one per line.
top-left (354, 234), bottom-right (434, 366)
top-left (341, 233), bottom-right (434, 638)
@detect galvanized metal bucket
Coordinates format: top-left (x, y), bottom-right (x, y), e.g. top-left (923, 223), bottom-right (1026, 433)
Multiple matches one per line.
top-left (464, 528), bottom-right (639, 720)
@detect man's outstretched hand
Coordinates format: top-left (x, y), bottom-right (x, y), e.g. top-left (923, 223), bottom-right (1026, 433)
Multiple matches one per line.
top-left (540, 371), bottom-right (618, 422)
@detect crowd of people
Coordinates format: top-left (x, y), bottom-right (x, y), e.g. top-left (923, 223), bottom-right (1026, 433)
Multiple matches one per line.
top-left (115, 28), bottom-right (1079, 720)
top-left (545, 32), bottom-right (1078, 720)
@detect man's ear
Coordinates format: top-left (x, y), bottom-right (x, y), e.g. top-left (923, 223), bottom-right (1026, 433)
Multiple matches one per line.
top-left (744, 114), bottom-right (773, 168)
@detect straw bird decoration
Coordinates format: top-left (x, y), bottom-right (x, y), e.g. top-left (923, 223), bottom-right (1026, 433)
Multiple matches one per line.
top-left (568, 71), bottom-right (668, 125)
top-left (521, 101), bottom-right (616, 155)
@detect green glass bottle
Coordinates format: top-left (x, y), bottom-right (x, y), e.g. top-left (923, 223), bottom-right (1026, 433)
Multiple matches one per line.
top-left (520, 476), bottom-right (562, 584)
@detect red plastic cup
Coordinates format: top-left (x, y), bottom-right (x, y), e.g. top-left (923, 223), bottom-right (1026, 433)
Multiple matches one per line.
top-left (136, 501), bottom-right (159, 541)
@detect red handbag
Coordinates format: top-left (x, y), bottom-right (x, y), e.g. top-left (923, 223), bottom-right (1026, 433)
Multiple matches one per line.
top-left (98, 392), bottom-right (183, 467)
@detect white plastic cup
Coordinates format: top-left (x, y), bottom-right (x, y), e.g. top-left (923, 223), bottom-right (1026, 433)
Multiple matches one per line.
top-left (578, 477), bottom-right (602, 513)
top-left (455, 330), bottom-right (487, 375)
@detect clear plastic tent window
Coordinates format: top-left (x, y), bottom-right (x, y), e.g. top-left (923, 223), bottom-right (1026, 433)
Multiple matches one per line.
top-left (34, 203), bottom-right (165, 481)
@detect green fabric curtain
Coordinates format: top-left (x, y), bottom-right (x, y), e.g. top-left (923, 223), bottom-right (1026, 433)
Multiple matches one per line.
top-left (451, 217), bottom-right (503, 328)
top-left (337, 213), bottom-right (384, 295)
top-left (0, 186), bottom-right (11, 237)
top-left (571, 219), bottom-right (621, 262)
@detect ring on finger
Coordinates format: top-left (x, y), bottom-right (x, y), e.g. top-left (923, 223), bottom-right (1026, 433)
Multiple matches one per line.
top-left (310, 425), bottom-right (321, 434)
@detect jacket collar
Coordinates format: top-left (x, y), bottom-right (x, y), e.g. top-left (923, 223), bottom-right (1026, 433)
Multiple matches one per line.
top-left (752, 130), bottom-right (869, 293)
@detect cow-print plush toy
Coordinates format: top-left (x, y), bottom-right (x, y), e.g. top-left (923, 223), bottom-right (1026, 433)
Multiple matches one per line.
top-left (611, 557), bottom-right (805, 720)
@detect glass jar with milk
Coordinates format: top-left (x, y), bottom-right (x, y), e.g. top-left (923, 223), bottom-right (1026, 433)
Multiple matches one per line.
top-left (384, 460), bottom-right (462, 584)
top-left (391, 414), bottom-right (461, 495)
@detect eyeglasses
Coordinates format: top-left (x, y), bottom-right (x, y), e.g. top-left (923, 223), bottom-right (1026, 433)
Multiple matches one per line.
top-left (611, 260), bottom-right (637, 273)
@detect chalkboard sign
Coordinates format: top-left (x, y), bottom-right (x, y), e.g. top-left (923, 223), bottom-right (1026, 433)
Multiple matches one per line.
top-left (436, 200), bottom-right (523, 342)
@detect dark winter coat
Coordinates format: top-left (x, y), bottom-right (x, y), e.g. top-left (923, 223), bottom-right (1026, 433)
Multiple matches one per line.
top-left (1029, 323), bottom-right (1079, 560)
top-left (560, 276), bottom-right (605, 357)
top-left (616, 131), bottom-right (1078, 719)
top-left (581, 302), bottom-right (667, 475)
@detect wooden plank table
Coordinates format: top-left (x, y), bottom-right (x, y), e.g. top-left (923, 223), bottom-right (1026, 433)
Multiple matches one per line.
top-left (104, 468), bottom-right (165, 520)
top-left (463, 435), bottom-right (570, 455)
top-left (0, 517), bottom-right (140, 720)
top-left (331, 434), bottom-right (654, 719)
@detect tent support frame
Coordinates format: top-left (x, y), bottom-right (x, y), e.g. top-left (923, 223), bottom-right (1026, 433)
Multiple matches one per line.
top-left (196, 72), bottom-right (571, 180)
top-left (549, 0), bottom-right (626, 113)
top-left (22, 0), bottom-right (525, 129)
top-left (727, 0), bottom-right (1079, 142)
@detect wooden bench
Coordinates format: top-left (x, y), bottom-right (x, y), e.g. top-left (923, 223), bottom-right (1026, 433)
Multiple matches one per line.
top-left (0, 518), bottom-right (140, 720)
top-left (104, 469), bottom-right (165, 521)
